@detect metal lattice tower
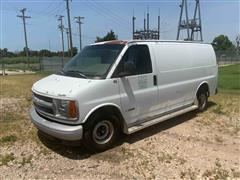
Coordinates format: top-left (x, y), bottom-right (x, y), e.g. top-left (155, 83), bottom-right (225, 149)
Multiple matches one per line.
top-left (177, 0), bottom-right (203, 41)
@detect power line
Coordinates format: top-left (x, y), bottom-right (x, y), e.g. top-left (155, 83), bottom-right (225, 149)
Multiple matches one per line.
top-left (17, 8), bottom-right (31, 68)
top-left (29, 2), bottom-right (64, 18)
top-left (84, 0), bottom-right (131, 33)
top-left (89, 0), bottom-right (131, 28)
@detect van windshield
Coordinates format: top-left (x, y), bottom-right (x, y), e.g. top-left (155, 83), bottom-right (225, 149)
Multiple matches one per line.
top-left (62, 44), bottom-right (125, 79)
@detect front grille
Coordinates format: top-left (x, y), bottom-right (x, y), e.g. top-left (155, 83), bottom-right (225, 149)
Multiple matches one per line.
top-left (33, 92), bottom-right (54, 117)
top-left (33, 92), bottom-right (52, 103)
top-left (34, 103), bottom-right (54, 114)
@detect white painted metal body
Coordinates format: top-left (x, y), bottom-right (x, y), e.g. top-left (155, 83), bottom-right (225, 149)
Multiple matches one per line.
top-left (31, 40), bottom-right (218, 138)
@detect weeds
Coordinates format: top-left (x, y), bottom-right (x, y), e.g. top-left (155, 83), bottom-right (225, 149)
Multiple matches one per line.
top-left (0, 153), bottom-right (15, 166)
top-left (180, 168), bottom-right (199, 180)
top-left (0, 135), bottom-right (17, 144)
top-left (202, 159), bottom-right (230, 180)
top-left (19, 155), bottom-right (33, 167)
top-left (157, 152), bottom-right (175, 163)
top-left (212, 105), bottom-right (225, 115)
top-left (0, 111), bottom-right (17, 123)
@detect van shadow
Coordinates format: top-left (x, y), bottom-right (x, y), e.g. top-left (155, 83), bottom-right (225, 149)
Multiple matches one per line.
top-left (123, 101), bottom-right (216, 144)
top-left (38, 132), bottom-right (91, 160)
top-left (38, 101), bottom-right (216, 160)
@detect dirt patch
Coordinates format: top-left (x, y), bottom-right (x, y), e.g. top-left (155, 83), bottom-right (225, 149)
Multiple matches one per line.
top-left (0, 69), bottom-right (35, 76)
top-left (0, 97), bottom-right (24, 112)
top-left (0, 93), bottom-right (239, 179)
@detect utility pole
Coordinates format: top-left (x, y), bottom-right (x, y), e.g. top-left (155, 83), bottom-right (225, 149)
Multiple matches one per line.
top-left (147, 7), bottom-right (150, 39)
top-left (64, 0), bottom-right (73, 57)
top-left (17, 8), bottom-right (31, 68)
top-left (132, 10), bottom-right (136, 40)
top-left (65, 27), bottom-right (70, 57)
top-left (144, 12), bottom-right (146, 32)
top-left (57, 15), bottom-right (65, 68)
top-left (0, 51), bottom-right (5, 75)
top-left (158, 9), bottom-right (160, 40)
top-left (75, 16), bottom-right (84, 51)
top-left (236, 34), bottom-right (240, 56)
top-left (48, 40), bottom-right (51, 51)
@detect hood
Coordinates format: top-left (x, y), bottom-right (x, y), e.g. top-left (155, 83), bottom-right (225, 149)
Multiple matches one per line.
top-left (32, 74), bottom-right (94, 98)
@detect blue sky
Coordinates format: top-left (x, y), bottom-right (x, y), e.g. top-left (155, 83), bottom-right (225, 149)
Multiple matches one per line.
top-left (0, 0), bottom-right (239, 52)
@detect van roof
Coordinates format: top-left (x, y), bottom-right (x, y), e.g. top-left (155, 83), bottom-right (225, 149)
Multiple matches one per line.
top-left (93, 40), bottom-right (210, 46)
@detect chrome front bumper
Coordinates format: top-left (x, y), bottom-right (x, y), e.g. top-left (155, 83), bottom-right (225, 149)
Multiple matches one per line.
top-left (29, 107), bottom-right (83, 141)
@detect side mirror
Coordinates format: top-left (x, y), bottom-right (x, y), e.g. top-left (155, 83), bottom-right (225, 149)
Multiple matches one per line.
top-left (119, 61), bottom-right (136, 77)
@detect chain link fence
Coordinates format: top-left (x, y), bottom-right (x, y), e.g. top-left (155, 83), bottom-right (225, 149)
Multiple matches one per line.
top-left (1, 50), bottom-right (240, 75)
top-left (39, 57), bottom-right (70, 72)
top-left (0, 56), bottom-right (70, 75)
top-left (215, 50), bottom-right (240, 65)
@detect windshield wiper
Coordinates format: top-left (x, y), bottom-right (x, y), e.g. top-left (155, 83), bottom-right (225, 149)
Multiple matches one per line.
top-left (57, 69), bottom-right (65, 75)
top-left (65, 70), bottom-right (87, 79)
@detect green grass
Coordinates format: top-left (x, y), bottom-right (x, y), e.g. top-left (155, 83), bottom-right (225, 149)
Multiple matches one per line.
top-left (219, 64), bottom-right (240, 91)
top-left (0, 73), bottom-right (49, 98)
top-left (0, 73), bottom-right (49, 142)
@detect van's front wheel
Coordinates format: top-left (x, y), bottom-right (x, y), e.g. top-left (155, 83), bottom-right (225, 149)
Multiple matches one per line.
top-left (197, 91), bottom-right (208, 112)
top-left (83, 114), bottom-right (120, 152)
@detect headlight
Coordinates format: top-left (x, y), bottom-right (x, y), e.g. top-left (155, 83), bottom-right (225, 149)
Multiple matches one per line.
top-left (53, 99), bottom-right (78, 120)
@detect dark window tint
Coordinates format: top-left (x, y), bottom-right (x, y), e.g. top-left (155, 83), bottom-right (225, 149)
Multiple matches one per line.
top-left (115, 45), bottom-right (152, 76)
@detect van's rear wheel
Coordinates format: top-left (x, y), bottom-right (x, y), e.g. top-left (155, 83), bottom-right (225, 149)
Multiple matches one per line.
top-left (197, 91), bottom-right (208, 112)
top-left (83, 113), bottom-right (120, 152)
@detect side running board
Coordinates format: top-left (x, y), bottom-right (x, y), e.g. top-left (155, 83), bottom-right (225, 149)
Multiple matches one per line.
top-left (127, 105), bottom-right (198, 134)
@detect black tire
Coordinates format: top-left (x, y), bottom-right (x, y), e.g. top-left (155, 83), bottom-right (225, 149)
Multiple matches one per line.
top-left (83, 113), bottom-right (120, 152)
top-left (197, 90), bottom-right (208, 112)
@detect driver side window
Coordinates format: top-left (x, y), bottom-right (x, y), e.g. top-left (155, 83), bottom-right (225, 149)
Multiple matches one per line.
top-left (113, 45), bottom-right (152, 77)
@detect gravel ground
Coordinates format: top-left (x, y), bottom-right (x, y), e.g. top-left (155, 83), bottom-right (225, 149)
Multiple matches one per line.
top-left (0, 69), bottom-right (35, 76)
top-left (0, 94), bottom-right (240, 179)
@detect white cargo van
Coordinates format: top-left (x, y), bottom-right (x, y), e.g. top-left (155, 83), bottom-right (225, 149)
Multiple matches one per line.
top-left (30, 40), bottom-right (218, 152)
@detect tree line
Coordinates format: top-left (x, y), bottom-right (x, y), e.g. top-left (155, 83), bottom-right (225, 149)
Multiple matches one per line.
top-left (0, 47), bottom-right (78, 58)
top-left (0, 31), bottom-right (239, 58)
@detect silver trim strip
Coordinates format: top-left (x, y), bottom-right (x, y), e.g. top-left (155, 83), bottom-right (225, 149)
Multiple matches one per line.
top-left (33, 96), bottom-right (53, 108)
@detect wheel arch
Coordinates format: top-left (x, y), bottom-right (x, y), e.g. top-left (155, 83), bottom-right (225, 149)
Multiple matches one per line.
top-left (82, 103), bottom-right (127, 133)
top-left (195, 81), bottom-right (210, 97)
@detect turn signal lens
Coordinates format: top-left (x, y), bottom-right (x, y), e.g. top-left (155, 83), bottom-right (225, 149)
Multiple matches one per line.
top-left (68, 101), bottom-right (77, 119)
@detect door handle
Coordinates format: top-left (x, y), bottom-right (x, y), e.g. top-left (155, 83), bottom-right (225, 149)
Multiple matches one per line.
top-left (153, 75), bottom-right (157, 86)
